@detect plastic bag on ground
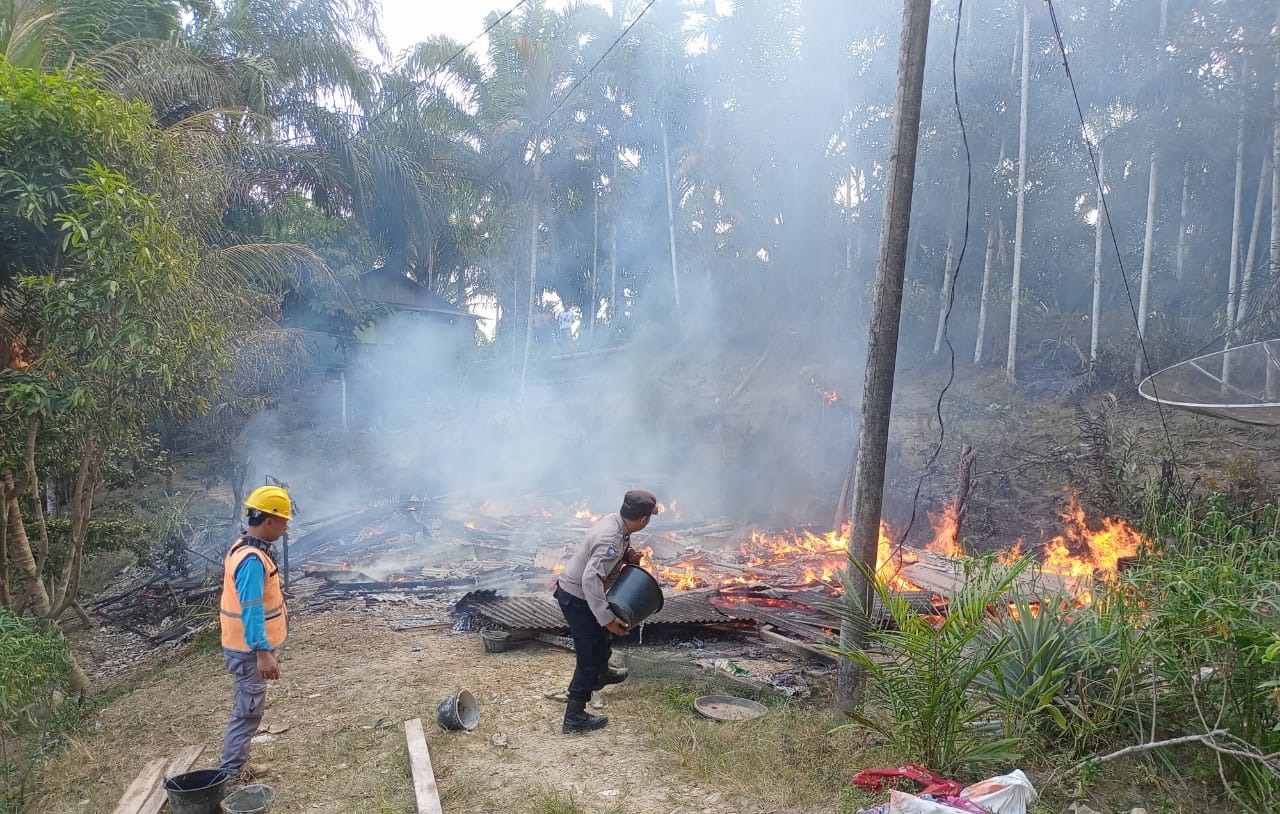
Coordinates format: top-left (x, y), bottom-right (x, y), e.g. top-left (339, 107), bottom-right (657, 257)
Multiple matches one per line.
top-left (887, 790), bottom-right (987, 814)
top-left (960, 769), bottom-right (1038, 814)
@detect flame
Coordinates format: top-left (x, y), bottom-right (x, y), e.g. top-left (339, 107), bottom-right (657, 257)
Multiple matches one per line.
top-left (464, 520), bottom-right (478, 530)
top-left (926, 501), bottom-right (965, 557)
top-left (574, 506), bottom-right (601, 521)
top-left (642, 521), bottom-right (919, 593)
top-left (1039, 495), bottom-right (1142, 580)
top-left (4, 339), bottom-right (32, 371)
top-left (664, 564), bottom-right (698, 590)
top-left (997, 541), bottom-right (1023, 565)
top-left (810, 376), bottom-right (839, 404)
top-left (552, 562), bottom-right (564, 575)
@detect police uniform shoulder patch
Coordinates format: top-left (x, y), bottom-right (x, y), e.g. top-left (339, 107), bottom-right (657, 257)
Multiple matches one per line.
top-left (605, 545), bottom-right (618, 558)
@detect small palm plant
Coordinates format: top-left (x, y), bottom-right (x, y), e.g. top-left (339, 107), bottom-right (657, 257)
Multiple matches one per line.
top-left (827, 555), bottom-right (1030, 775)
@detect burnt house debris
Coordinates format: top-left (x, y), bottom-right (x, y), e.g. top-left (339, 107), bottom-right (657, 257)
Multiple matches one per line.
top-left (80, 491), bottom-right (1083, 679)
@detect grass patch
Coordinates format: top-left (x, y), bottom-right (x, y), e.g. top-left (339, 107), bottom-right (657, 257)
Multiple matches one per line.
top-left (524, 788), bottom-right (624, 814)
top-left (632, 679), bottom-right (892, 812)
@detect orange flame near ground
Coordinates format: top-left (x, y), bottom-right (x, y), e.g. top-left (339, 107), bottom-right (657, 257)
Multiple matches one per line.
top-left (537, 491), bottom-right (1143, 603)
top-left (997, 541), bottom-right (1024, 565)
top-left (1039, 495), bottom-right (1142, 579)
top-left (926, 502), bottom-right (965, 557)
top-left (643, 522), bottom-right (920, 593)
top-left (810, 377), bottom-right (839, 404)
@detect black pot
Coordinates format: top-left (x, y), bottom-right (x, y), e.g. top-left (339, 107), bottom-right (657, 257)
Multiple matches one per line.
top-left (606, 566), bottom-right (665, 626)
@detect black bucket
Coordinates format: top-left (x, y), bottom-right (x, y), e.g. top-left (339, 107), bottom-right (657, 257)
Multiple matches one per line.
top-left (435, 689), bottom-right (480, 731)
top-left (163, 769), bottom-right (231, 814)
top-left (606, 566), bottom-right (665, 626)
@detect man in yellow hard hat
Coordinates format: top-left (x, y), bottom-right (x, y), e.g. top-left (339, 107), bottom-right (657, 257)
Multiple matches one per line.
top-left (218, 485), bottom-right (292, 779)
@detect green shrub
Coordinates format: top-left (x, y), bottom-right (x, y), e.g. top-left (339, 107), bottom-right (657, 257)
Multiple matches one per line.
top-left (0, 606), bottom-right (72, 809)
top-left (982, 593), bottom-right (1149, 757)
top-left (1123, 495), bottom-right (1280, 807)
top-left (830, 556), bottom-right (1029, 774)
top-left (0, 608), bottom-right (70, 735)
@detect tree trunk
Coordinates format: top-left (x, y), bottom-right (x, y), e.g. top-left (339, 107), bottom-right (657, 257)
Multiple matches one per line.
top-left (932, 234), bottom-right (955, 355)
top-left (1090, 146), bottom-right (1106, 361)
top-left (845, 88), bottom-right (857, 280)
top-left (1226, 74), bottom-right (1247, 338)
top-left (0, 477), bottom-right (10, 609)
top-left (975, 142), bottom-right (1006, 365)
top-left (519, 183), bottom-right (540, 400)
top-left (1239, 153), bottom-right (1271, 324)
top-left (1006, 6), bottom-right (1030, 381)
top-left (702, 94), bottom-right (718, 279)
top-left (1271, 10), bottom-right (1280, 401)
top-left (3, 471), bottom-right (50, 617)
top-left (52, 434), bottom-right (98, 616)
top-left (24, 417), bottom-right (50, 574)
top-left (660, 115), bottom-right (681, 310)
top-left (590, 177), bottom-right (600, 340)
top-left (610, 151), bottom-right (619, 328)
top-left (1174, 162), bottom-right (1190, 282)
top-left (836, 0), bottom-right (931, 712)
top-left (1273, 30), bottom-right (1280, 309)
top-left (1134, 154), bottom-right (1158, 384)
top-left (975, 217), bottom-right (998, 364)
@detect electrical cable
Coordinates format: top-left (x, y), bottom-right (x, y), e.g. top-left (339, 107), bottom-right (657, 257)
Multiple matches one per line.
top-left (339, 0), bottom-right (530, 149)
top-left (1043, 0), bottom-right (1181, 479)
top-left (882, 0), bottom-right (973, 562)
top-left (475, 0), bottom-right (660, 192)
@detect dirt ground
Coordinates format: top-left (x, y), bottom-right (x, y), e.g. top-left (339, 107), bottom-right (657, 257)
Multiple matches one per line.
top-left (25, 610), bottom-right (845, 814)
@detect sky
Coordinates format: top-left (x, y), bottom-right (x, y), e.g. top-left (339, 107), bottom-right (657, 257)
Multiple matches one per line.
top-left (374, 0), bottom-right (609, 65)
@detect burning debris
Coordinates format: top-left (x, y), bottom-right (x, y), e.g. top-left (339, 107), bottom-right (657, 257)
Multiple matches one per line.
top-left (82, 488), bottom-right (1147, 674)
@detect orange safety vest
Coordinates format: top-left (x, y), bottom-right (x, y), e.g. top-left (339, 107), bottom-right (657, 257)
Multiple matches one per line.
top-left (220, 539), bottom-right (288, 653)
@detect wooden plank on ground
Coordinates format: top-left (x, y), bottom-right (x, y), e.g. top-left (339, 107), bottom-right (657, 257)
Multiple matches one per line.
top-left (112, 758), bottom-right (167, 814)
top-left (404, 718), bottom-right (444, 814)
top-left (137, 745), bottom-right (205, 814)
top-left (759, 626), bottom-right (836, 663)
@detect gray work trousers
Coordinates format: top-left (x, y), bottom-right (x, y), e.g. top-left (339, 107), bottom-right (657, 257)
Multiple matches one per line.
top-left (219, 649), bottom-right (268, 774)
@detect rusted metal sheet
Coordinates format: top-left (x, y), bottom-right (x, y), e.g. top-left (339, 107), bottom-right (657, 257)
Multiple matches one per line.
top-left (456, 589), bottom-right (753, 631)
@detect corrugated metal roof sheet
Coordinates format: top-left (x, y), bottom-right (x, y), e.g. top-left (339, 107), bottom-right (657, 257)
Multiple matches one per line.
top-left (456, 589), bottom-right (753, 631)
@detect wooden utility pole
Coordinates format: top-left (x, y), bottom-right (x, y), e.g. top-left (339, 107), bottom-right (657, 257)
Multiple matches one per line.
top-left (836, 0), bottom-right (932, 711)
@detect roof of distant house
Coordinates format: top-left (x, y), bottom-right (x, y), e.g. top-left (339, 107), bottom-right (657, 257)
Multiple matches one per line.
top-left (359, 266), bottom-right (478, 320)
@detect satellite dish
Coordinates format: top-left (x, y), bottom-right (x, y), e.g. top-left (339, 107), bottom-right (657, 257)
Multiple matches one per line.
top-left (1138, 339), bottom-right (1280, 426)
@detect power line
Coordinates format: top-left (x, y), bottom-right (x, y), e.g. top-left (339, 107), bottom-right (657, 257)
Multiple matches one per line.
top-left (885, 0), bottom-right (973, 561)
top-left (341, 0), bottom-right (530, 148)
top-left (477, 0), bottom-right (660, 190)
top-left (538, 0), bottom-right (659, 132)
top-left (1043, 0), bottom-right (1182, 478)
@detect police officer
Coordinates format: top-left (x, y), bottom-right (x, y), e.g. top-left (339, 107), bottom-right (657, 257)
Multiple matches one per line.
top-left (218, 485), bottom-right (292, 779)
top-left (554, 490), bottom-right (659, 733)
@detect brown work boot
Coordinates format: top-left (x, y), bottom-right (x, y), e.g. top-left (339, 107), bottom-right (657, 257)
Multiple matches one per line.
top-left (237, 762), bottom-right (273, 784)
top-left (562, 700), bottom-right (607, 733)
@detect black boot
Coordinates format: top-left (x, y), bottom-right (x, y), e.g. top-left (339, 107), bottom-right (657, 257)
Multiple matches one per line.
top-left (594, 667), bottom-right (628, 689)
top-left (562, 700), bottom-right (608, 733)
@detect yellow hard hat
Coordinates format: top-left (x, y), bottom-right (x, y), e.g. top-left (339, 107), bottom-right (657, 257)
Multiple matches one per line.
top-left (244, 485), bottom-right (293, 520)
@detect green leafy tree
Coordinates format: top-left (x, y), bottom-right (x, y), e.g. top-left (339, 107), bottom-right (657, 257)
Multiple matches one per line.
top-left (0, 65), bottom-right (226, 692)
